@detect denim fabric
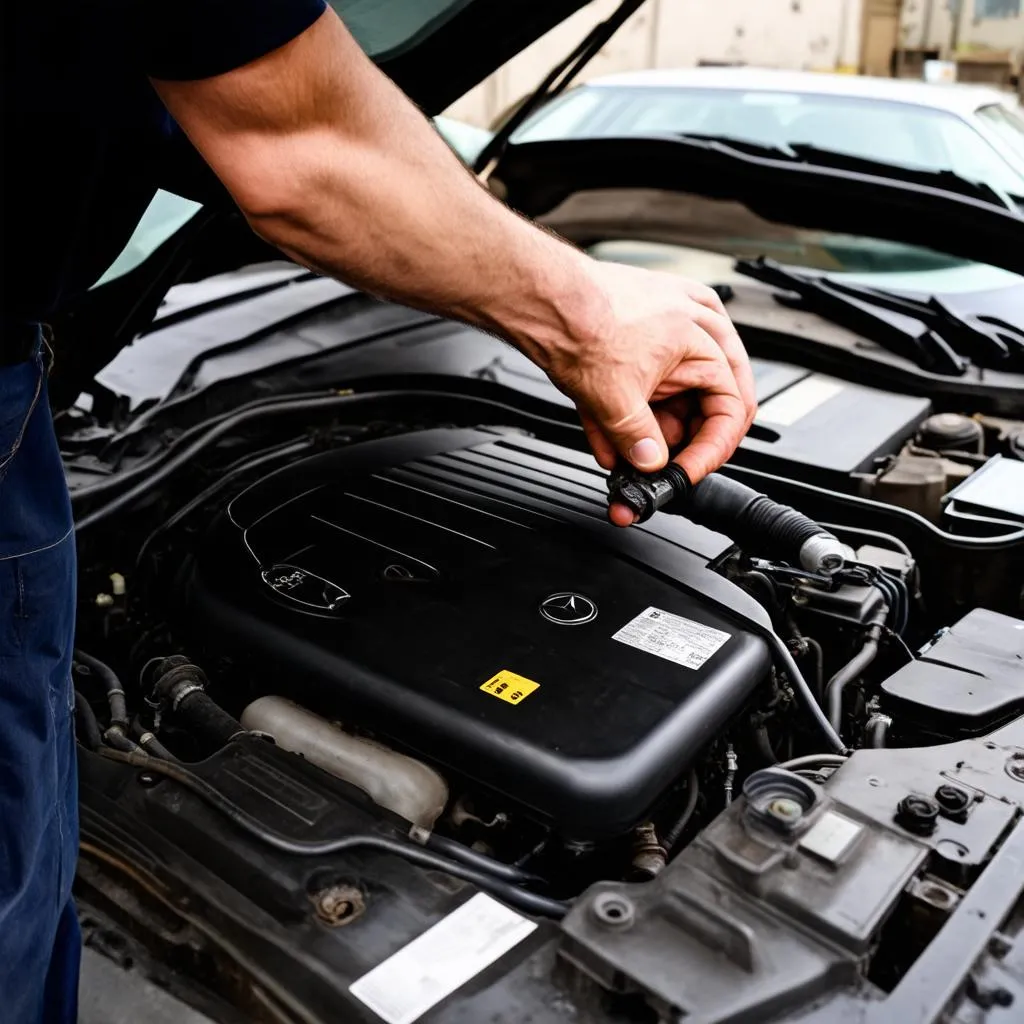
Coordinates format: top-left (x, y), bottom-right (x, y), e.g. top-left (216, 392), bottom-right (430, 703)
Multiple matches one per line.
top-left (0, 344), bottom-right (80, 1023)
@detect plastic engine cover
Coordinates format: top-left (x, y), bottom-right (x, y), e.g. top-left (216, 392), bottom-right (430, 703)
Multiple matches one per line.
top-left (180, 429), bottom-right (771, 838)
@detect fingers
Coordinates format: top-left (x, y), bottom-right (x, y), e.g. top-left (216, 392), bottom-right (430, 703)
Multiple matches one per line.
top-left (594, 391), bottom-right (670, 472)
top-left (686, 301), bottom-right (758, 429)
top-left (670, 393), bottom-right (747, 482)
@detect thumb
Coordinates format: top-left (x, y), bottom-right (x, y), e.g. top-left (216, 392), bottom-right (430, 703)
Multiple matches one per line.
top-left (598, 393), bottom-right (669, 472)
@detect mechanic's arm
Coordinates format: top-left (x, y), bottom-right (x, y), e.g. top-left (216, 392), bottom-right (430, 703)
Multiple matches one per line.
top-left (152, 8), bottom-right (755, 513)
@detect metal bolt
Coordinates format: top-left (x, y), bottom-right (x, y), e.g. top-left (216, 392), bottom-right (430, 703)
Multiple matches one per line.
top-left (137, 772), bottom-right (159, 788)
top-left (311, 884), bottom-right (365, 927)
top-left (1005, 754), bottom-right (1024, 783)
top-left (896, 794), bottom-right (940, 836)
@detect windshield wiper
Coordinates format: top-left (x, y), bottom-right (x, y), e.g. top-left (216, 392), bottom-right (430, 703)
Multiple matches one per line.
top-left (824, 277), bottom-right (1024, 372)
top-left (672, 136), bottom-right (1018, 212)
top-left (735, 257), bottom-right (984, 377)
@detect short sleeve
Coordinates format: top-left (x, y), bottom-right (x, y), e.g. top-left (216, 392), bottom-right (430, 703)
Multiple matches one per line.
top-left (140, 0), bottom-right (328, 81)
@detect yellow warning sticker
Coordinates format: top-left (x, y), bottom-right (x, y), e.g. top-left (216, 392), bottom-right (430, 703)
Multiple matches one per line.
top-left (480, 670), bottom-right (539, 705)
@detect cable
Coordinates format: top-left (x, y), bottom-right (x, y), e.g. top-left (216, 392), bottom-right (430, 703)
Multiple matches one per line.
top-left (769, 632), bottom-right (849, 753)
top-left (777, 753), bottom-right (848, 771)
top-left (94, 746), bottom-right (569, 919)
top-left (818, 522), bottom-right (913, 557)
top-left (883, 627), bottom-right (917, 664)
top-left (130, 716), bottom-right (179, 762)
top-left (662, 770), bottom-right (700, 853)
top-left (424, 833), bottom-right (544, 887)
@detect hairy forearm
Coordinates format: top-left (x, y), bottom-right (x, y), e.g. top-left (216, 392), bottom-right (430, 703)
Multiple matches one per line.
top-left (155, 10), bottom-right (605, 372)
top-left (249, 122), bottom-right (598, 370)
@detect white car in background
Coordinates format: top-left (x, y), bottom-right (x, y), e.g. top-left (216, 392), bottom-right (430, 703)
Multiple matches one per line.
top-left (512, 66), bottom-right (1024, 200)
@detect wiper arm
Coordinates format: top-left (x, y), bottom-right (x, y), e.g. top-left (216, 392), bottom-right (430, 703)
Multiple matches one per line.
top-left (736, 257), bottom-right (968, 376)
top-left (824, 278), bottom-right (1024, 372)
top-left (672, 137), bottom-right (1016, 211)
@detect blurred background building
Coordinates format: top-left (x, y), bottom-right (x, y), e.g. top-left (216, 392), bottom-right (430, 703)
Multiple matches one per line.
top-left (447, 0), bottom-right (1024, 126)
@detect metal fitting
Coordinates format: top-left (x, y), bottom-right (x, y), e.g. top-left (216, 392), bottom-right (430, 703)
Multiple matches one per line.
top-left (798, 534), bottom-right (846, 575)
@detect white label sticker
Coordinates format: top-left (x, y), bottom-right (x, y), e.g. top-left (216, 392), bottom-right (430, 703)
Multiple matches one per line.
top-left (349, 893), bottom-right (537, 1024)
top-left (756, 377), bottom-right (844, 427)
top-left (798, 811), bottom-right (862, 864)
top-left (612, 607), bottom-right (731, 669)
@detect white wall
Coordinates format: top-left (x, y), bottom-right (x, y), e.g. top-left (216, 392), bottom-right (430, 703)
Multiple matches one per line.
top-left (447, 0), bottom-right (864, 127)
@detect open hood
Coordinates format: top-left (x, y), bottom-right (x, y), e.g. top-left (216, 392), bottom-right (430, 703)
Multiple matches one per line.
top-left (334, 0), bottom-right (597, 113)
top-left (492, 134), bottom-right (1024, 278)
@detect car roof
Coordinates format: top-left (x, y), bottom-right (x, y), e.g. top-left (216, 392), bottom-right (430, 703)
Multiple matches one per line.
top-left (585, 66), bottom-right (1014, 118)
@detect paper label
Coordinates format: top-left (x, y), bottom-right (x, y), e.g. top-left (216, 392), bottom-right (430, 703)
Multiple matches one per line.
top-left (480, 670), bottom-right (539, 705)
top-left (799, 811), bottom-right (862, 864)
top-left (612, 607), bottom-right (731, 669)
top-left (349, 893), bottom-right (537, 1024)
top-left (756, 377), bottom-right (844, 427)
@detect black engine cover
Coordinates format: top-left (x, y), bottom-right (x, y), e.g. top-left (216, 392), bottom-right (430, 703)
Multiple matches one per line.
top-left (181, 429), bottom-right (771, 838)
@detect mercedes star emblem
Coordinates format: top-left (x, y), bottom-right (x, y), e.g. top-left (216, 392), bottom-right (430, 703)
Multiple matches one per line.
top-left (539, 592), bottom-right (598, 626)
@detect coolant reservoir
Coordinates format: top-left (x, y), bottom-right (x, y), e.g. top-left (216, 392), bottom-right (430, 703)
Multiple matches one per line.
top-left (241, 696), bottom-right (448, 832)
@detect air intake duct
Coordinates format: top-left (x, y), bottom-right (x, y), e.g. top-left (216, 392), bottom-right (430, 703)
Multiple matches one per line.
top-left (608, 465), bottom-right (845, 574)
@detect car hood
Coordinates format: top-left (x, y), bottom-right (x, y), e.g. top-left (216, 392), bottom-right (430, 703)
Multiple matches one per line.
top-left (335, 0), bottom-right (595, 114)
top-left (491, 134), bottom-right (1024, 278)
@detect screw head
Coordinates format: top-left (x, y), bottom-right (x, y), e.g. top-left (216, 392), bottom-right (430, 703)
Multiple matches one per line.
top-left (137, 772), bottom-right (159, 788)
top-left (1006, 754), bottom-right (1024, 783)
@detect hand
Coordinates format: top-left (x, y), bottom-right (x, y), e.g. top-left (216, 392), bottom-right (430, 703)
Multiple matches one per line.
top-left (538, 260), bottom-right (757, 526)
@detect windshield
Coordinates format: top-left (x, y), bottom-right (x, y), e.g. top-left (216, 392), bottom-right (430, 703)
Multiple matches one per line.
top-left (514, 86), bottom-right (1024, 195)
top-left (977, 103), bottom-right (1024, 164)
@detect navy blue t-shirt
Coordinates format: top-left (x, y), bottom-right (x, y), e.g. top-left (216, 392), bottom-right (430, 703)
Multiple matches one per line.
top-left (2, 0), bottom-right (327, 328)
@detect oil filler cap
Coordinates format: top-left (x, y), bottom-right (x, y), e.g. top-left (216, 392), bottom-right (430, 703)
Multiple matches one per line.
top-left (743, 768), bottom-right (820, 834)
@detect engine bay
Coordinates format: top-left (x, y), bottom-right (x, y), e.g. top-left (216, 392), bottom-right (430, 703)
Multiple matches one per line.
top-left (65, 304), bottom-right (1024, 1022)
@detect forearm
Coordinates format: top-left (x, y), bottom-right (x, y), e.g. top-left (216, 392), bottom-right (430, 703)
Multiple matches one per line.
top-left (154, 10), bottom-right (604, 371)
top-left (250, 119), bottom-right (598, 370)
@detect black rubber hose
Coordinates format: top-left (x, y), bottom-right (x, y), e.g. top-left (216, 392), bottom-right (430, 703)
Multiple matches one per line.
top-left (826, 622), bottom-right (885, 733)
top-left (803, 637), bottom-right (825, 702)
top-left (682, 473), bottom-right (826, 564)
top-left (151, 657), bottom-right (246, 746)
top-left (768, 631), bottom-right (849, 753)
top-left (662, 770), bottom-right (700, 852)
top-left (130, 716), bottom-right (179, 762)
top-left (74, 691), bottom-right (103, 751)
top-left (425, 834), bottom-right (544, 887)
top-left (753, 724), bottom-right (778, 765)
top-left (95, 747), bottom-right (569, 919)
top-left (867, 717), bottom-right (889, 748)
top-left (609, 465), bottom-right (843, 572)
top-left (74, 649), bottom-right (128, 728)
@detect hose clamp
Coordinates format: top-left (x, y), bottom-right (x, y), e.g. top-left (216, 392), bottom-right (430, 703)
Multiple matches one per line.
top-left (170, 682), bottom-right (204, 712)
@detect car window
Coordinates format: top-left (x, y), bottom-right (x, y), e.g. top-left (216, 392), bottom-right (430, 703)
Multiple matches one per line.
top-left (515, 86), bottom-right (1024, 194)
top-left (977, 103), bottom-right (1024, 164)
top-left (92, 190), bottom-right (202, 289)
